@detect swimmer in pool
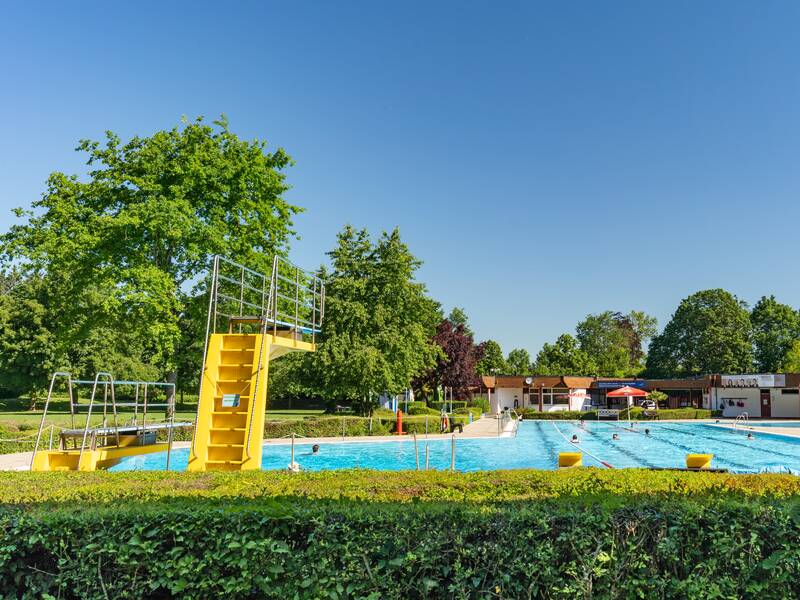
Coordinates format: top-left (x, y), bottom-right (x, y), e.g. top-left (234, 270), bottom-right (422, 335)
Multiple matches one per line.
top-left (310, 444), bottom-right (320, 455)
top-left (612, 433), bottom-right (619, 441)
top-left (571, 434), bottom-right (579, 444)
top-left (644, 428), bottom-right (651, 436)
top-left (747, 433), bottom-right (754, 441)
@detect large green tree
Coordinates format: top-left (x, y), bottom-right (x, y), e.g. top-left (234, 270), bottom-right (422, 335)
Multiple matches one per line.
top-left (475, 339), bottom-right (506, 375)
top-left (0, 275), bottom-right (61, 407)
top-left (750, 295), bottom-right (800, 372)
top-left (575, 311), bottom-right (631, 377)
top-left (505, 348), bottom-right (532, 374)
top-left (1, 116), bottom-right (299, 386)
top-left (534, 334), bottom-right (598, 375)
top-left (575, 310), bottom-right (657, 376)
top-left (782, 340), bottom-right (800, 373)
top-left (294, 226), bottom-right (441, 414)
top-left (646, 289), bottom-right (753, 377)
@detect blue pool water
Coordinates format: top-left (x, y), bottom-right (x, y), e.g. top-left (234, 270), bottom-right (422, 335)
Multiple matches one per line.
top-left (111, 421), bottom-right (800, 473)
top-left (747, 422), bottom-right (800, 428)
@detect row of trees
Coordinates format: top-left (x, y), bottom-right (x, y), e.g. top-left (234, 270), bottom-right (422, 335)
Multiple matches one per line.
top-left (1, 118), bottom-right (798, 413)
top-left (525, 290), bottom-right (800, 379)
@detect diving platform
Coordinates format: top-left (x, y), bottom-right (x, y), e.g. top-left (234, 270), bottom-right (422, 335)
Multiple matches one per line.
top-left (31, 373), bottom-right (185, 471)
top-left (188, 255), bottom-right (324, 471)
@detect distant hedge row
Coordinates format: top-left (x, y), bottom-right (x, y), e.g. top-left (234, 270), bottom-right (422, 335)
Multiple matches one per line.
top-left (2, 470), bottom-right (800, 598)
top-left (518, 407), bottom-right (713, 420)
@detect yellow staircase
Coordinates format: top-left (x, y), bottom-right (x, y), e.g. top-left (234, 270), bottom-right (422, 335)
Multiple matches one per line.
top-left (188, 332), bottom-right (314, 471)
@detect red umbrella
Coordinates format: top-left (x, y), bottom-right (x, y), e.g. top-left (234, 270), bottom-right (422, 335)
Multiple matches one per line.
top-left (606, 385), bottom-right (647, 398)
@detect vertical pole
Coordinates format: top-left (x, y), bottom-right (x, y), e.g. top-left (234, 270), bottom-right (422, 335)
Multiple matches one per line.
top-left (110, 378), bottom-right (120, 448)
top-left (414, 432), bottom-right (419, 470)
top-left (48, 425), bottom-right (54, 450)
top-left (450, 434), bottom-right (456, 471)
top-left (239, 264), bottom-right (245, 332)
top-left (425, 444), bottom-right (429, 470)
top-left (311, 277), bottom-right (317, 345)
top-left (166, 385), bottom-right (175, 471)
top-left (342, 416), bottom-right (346, 439)
top-left (295, 266), bottom-right (300, 335)
top-left (291, 432), bottom-right (295, 467)
top-left (142, 383), bottom-right (149, 432)
top-left (103, 383), bottom-right (108, 425)
top-left (68, 379), bottom-right (75, 430)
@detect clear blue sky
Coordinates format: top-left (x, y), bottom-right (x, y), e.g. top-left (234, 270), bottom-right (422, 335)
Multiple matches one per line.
top-left (1, 2), bottom-right (799, 358)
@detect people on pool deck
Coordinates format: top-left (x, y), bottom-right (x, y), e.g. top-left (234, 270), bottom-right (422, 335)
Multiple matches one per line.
top-left (571, 434), bottom-right (579, 443)
top-left (612, 433), bottom-right (619, 440)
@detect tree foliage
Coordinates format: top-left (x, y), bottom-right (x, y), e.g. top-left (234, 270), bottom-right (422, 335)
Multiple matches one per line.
top-left (447, 307), bottom-right (473, 337)
top-left (535, 334), bottom-right (598, 376)
top-left (413, 319), bottom-right (479, 401)
top-left (298, 226), bottom-right (441, 414)
top-left (0, 116), bottom-right (299, 388)
top-left (783, 340), bottom-right (800, 373)
top-left (569, 310), bottom-right (658, 376)
top-left (646, 289), bottom-right (753, 377)
top-left (750, 295), bottom-right (800, 372)
top-left (475, 339), bottom-right (506, 376)
top-left (505, 348), bottom-right (532, 374)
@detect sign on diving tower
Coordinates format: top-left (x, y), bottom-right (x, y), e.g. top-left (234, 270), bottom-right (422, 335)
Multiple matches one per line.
top-left (188, 255), bottom-right (325, 471)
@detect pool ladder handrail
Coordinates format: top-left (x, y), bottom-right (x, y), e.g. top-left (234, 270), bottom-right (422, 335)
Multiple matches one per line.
top-left (733, 412), bottom-right (749, 431)
top-left (509, 409), bottom-right (521, 437)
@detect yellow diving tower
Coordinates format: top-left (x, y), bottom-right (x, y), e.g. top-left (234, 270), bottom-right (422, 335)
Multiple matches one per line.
top-left (188, 255), bottom-right (324, 471)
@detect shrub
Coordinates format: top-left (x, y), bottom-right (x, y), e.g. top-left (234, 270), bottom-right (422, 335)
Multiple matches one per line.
top-left (468, 397), bottom-right (490, 413)
top-left (406, 402), bottom-right (440, 416)
top-left (428, 400), bottom-right (467, 411)
top-left (2, 471), bottom-right (800, 598)
top-left (518, 409), bottom-right (598, 420)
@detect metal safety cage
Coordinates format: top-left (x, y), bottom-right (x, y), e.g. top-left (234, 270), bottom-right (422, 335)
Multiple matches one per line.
top-left (206, 254), bottom-right (325, 342)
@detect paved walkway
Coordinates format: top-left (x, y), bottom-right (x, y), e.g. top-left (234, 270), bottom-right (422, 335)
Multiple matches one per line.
top-left (0, 417), bottom-right (510, 471)
top-left (708, 422), bottom-right (800, 439)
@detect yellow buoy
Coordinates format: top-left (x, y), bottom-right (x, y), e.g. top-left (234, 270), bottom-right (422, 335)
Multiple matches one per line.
top-left (686, 453), bottom-right (713, 469)
top-left (558, 452), bottom-right (583, 468)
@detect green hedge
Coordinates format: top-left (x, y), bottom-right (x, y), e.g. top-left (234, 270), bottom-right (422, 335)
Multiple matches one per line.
top-left (518, 407), bottom-right (713, 420)
top-left (428, 400), bottom-right (467, 411)
top-left (2, 471), bottom-right (800, 598)
top-left (4, 469), bottom-right (800, 504)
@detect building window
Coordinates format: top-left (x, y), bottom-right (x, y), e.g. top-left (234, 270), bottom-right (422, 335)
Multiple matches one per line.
top-left (541, 387), bottom-right (569, 405)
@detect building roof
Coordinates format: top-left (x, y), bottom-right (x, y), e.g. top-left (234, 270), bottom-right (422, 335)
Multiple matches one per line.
top-left (482, 373), bottom-right (800, 390)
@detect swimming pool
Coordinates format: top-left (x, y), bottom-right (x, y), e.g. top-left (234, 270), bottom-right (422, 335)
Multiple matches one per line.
top-left (111, 421), bottom-right (800, 473)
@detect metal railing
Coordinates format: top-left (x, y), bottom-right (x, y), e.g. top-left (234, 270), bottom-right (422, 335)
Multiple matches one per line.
top-left (192, 255), bottom-right (326, 461)
top-left (208, 254), bottom-right (325, 342)
top-left (733, 412), bottom-right (749, 430)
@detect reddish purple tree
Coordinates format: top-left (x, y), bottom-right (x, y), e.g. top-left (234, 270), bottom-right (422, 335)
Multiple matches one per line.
top-left (414, 319), bottom-right (480, 401)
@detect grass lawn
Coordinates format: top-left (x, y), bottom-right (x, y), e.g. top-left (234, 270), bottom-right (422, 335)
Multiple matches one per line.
top-left (0, 396), bottom-right (324, 432)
